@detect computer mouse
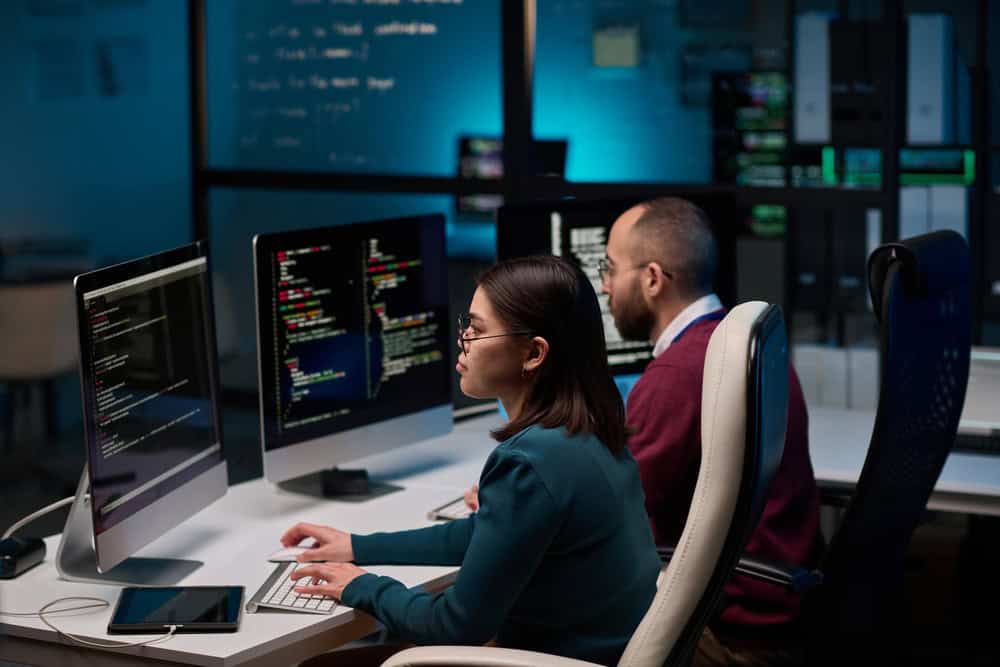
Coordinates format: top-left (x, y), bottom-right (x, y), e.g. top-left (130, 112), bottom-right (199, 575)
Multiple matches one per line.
top-left (267, 540), bottom-right (318, 562)
top-left (268, 546), bottom-right (307, 562)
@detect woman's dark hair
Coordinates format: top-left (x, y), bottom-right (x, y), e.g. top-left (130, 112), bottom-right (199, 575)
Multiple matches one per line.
top-left (477, 255), bottom-right (627, 455)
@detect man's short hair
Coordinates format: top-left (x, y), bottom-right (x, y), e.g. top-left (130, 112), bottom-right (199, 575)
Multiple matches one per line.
top-left (630, 197), bottom-right (718, 298)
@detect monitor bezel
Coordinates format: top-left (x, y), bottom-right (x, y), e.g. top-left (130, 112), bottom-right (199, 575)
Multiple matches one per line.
top-left (72, 241), bottom-right (227, 572)
top-left (252, 213), bottom-right (453, 485)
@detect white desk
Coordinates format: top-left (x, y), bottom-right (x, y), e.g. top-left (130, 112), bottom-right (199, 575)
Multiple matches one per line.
top-left (10, 406), bottom-right (998, 665)
top-left (0, 416), bottom-right (502, 667)
top-left (808, 406), bottom-right (1000, 516)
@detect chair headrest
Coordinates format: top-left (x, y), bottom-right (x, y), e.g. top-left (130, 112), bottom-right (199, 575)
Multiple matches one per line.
top-left (866, 230), bottom-right (969, 323)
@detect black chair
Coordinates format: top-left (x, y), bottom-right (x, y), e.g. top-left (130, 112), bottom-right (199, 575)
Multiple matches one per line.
top-left (718, 230), bottom-right (971, 665)
top-left (807, 230), bottom-right (970, 663)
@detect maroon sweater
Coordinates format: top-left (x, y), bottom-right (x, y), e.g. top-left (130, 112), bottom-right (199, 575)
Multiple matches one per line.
top-left (626, 314), bottom-right (822, 636)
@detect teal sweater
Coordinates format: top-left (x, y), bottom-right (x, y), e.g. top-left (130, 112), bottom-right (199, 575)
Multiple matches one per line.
top-left (341, 425), bottom-right (661, 665)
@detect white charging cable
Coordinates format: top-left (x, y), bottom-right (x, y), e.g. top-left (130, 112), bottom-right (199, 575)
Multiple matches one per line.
top-left (0, 597), bottom-right (178, 648)
top-left (2, 495), bottom-right (76, 539)
top-left (3, 497), bottom-right (179, 647)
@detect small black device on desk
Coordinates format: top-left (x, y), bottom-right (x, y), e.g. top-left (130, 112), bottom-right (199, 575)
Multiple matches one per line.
top-left (108, 586), bottom-right (244, 634)
top-left (0, 536), bottom-right (46, 579)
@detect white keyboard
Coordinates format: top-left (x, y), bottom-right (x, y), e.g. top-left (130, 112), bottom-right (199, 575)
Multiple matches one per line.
top-left (427, 495), bottom-right (474, 521)
top-left (246, 561), bottom-right (338, 614)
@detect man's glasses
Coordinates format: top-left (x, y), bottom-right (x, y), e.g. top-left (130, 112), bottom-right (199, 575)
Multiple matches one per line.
top-left (597, 257), bottom-right (672, 283)
top-left (457, 314), bottom-right (532, 355)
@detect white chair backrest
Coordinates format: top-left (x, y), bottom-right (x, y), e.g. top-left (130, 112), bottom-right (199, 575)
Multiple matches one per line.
top-left (0, 281), bottom-right (78, 380)
top-left (618, 301), bottom-right (768, 667)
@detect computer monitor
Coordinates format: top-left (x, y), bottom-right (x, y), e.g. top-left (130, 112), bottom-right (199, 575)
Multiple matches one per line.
top-left (456, 137), bottom-right (504, 217)
top-left (457, 136), bottom-right (568, 181)
top-left (458, 137), bottom-right (504, 180)
top-left (497, 196), bottom-right (738, 376)
top-left (455, 136), bottom-right (569, 217)
top-left (56, 242), bottom-right (227, 586)
top-left (253, 214), bottom-right (452, 495)
top-left (712, 71), bottom-right (788, 187)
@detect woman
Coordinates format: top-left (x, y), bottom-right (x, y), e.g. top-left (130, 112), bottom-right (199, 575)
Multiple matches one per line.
top-left (283, 255), bottom-right (660, 666)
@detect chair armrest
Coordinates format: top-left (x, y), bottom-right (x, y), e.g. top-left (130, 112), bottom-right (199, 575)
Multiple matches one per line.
top-left (382, 646), bottom-right (602, 667)
top-left (656, 545), bottom-right (823, 594)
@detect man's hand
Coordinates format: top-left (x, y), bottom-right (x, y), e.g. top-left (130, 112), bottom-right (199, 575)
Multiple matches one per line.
top-left (290, 562), bottom-right (368, 600)
top-left (463, 484), bottom-right (480, 512)
top-left (280, 522), bottom-right (354, 562)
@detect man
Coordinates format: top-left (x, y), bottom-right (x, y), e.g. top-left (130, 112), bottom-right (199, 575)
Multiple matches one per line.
top-left (602, 197), bottom-right (822, 666)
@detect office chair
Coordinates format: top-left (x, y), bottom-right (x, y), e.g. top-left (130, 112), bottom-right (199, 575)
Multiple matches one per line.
top-left (380, 301), bottom-right (790, 667)
top-left (807, 230), bottom-right (971, 663)
top-left (715, 230), bottom-right (972, 665)
top-left (0, 280), bottom-right (78, 451)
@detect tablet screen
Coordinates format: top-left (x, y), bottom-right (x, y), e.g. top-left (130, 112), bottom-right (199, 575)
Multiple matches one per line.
top-left (111, 586), bottom-right (243, 631)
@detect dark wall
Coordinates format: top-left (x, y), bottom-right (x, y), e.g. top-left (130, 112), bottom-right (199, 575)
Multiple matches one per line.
top-left (0, 1), bottom-right (192, 433)
top-left (0, 1), bottom-right (191, 263)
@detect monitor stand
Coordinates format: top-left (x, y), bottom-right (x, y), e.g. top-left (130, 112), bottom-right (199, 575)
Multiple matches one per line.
top-left (276, 467), bottom-right (402, 502)
top-left (55, 466), bottom-right (202, 586)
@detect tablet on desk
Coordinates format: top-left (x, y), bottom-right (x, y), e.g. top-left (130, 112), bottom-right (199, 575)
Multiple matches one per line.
top-left (108, 586), bottom-right (244, 634)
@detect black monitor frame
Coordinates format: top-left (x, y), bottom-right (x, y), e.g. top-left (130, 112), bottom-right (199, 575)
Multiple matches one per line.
top-left (59, 241), bottom-right (226, 585)
top-left (252, 213), bottom-right (453, 492)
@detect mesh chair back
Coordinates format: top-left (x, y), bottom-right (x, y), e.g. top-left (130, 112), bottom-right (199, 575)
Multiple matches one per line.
top-left (806, 230), bottom-right (971, 660)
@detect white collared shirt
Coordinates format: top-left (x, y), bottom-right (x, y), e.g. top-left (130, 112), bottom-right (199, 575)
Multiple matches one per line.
top-left (651, 293), bottom-right (723, 358)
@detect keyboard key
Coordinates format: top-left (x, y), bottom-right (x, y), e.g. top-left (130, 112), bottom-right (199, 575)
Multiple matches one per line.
top-left (247, 561), bottom-right (339, 615)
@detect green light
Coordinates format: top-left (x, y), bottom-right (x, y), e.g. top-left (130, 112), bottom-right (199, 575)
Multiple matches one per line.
top-left (750, 204), bottom-right (787, 237)
top-left (821, 147), bottom-right (837, 185)
top-left (900, 174), bottom-right (968, 186)
top-left (844, 173), bottom-right (881, 187)
top-left (963, 150), bottom-right (975, 185)
top-left (899, 151), bottom-right (976, 186)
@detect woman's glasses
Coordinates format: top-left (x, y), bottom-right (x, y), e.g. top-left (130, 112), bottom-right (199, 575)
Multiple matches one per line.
top-left (457, 314), bottom-right (533, 355)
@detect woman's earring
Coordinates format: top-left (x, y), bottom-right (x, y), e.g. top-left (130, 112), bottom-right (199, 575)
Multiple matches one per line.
top-left (521, 367), bottom-right (528, 378)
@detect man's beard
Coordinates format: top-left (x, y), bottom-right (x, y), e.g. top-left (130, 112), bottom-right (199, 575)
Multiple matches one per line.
top-left (610, 290), bottom-right (655, 343)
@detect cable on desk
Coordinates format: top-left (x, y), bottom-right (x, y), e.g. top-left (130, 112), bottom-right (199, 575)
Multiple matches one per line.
top-left (2, 495), bottom-right (76, 539)
top-left (0, 597), bottom-right (177, 648)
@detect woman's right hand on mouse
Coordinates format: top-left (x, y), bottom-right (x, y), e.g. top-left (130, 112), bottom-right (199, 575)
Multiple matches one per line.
top-left (280, 522), bottom-right (354, 562)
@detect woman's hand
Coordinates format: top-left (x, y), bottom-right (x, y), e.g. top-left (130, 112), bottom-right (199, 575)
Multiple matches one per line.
top-left (280, 522), bottom-right (354, 562)
top-left (290, 562), bottom-right (368, 600)
top-left (463, 484), bottom-right (480, 511)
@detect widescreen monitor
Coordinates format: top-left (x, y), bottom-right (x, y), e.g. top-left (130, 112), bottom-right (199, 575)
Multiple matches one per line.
top-left (253, 214), bottom-right (452, 494)
top-left (57, 241), bottom-right (227, 585)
